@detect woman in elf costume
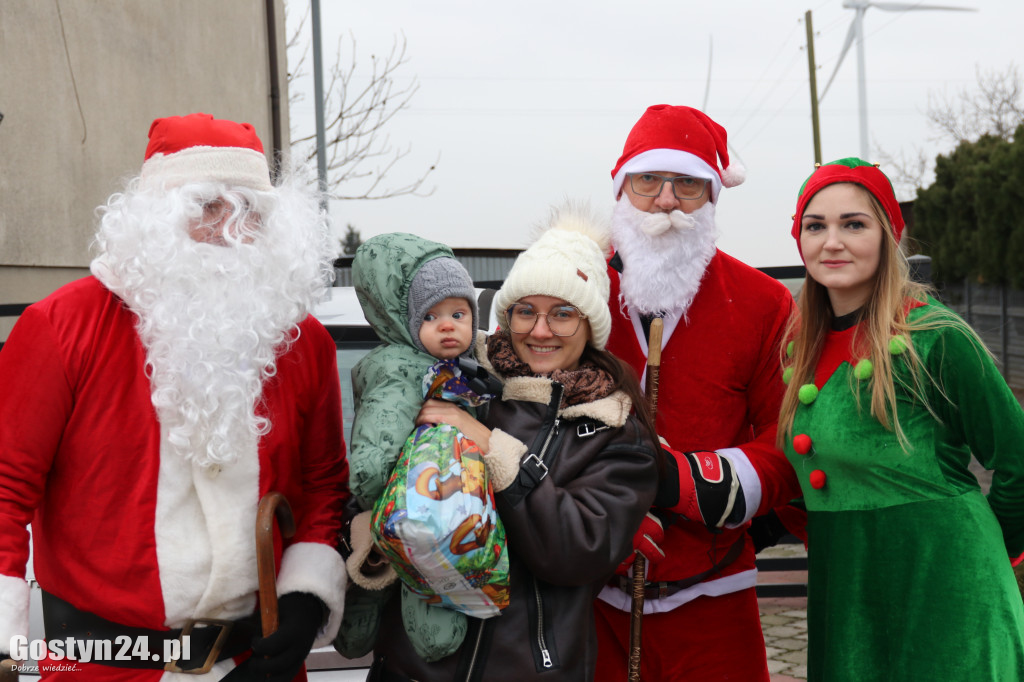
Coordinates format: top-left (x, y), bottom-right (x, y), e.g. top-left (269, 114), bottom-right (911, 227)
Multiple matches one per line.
top-left (779, 157), bottom-right (1024, 680)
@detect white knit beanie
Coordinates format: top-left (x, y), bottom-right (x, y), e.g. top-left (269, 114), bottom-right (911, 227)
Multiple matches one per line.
top-left (494, 204), bottom-right (612, 349)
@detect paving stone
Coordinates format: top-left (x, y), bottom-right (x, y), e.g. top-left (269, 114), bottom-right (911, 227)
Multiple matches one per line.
top-left (760, 614), bottom-right (794, 625)
top-left (764, 625), bottom-right (804, 638)
top-left (759, 547), bottom-right (808, 680)
top-left (761, 608), bottom-right (808, 678)
top-left (778, 650), bottom-right (808, 665)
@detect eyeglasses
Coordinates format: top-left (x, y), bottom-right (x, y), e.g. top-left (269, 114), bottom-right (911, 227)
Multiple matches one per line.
top-left (626, 173), bottom-right (708, 201)
top-left (505, 303), bottom-right (587, 337)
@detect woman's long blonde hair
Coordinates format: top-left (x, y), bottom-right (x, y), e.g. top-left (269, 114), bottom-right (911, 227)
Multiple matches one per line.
top-left (777, 183), bottom-right (982, 452)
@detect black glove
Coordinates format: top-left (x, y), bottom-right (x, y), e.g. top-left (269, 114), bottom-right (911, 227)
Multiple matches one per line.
top-left (747, 509), bottom-right (791, 553)
top-left (748, 500), bottom-right (807, 552)
top-left (224, 592), bottom-right (325, 681)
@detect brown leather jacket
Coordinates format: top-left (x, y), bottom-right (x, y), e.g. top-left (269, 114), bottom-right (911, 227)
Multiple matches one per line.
top-left (372, 373), bottom-right (659, 681)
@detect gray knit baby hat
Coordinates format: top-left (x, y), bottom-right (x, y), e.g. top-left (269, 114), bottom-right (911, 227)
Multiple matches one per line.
top-left (408, 256), bottom-right (477, 354)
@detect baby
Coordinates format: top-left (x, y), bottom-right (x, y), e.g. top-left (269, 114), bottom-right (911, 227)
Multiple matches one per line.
top-left (340, 233), bottom-right (503, 662)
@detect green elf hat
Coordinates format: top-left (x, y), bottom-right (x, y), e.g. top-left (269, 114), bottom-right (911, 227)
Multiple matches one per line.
top-left (790, 157), bottom-right (904, 263)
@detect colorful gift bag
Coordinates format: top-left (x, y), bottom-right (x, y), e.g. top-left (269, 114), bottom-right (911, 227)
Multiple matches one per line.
top-left (370, 358), bottom-right (509, 618)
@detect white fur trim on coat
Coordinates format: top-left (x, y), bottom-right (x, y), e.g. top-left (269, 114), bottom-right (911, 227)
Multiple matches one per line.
top-left (719, 446), bottom-right (761, 527)
top-left (155, 423), bottom-right (261, 628)
top-left (499, 375), bottom-right (633, 428)
top-left (559, 391), bottom-right (632, 427)
top-left (500, 375), bottom-right (557, 405)
top-left (0, 574), bottom-right (29, 651)
top-left (484, 429), bottom-right (528, 491)
top-left (277, 541), bottom-right (348, 647)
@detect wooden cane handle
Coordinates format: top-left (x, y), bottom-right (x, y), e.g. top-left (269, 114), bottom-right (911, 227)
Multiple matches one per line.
top-left (645, 319), bottom-right (664, 414)
top-left (646, 318), bottom-right (664, 367)
top-left (256, 492), bottom-right (296, 636)
top-left (0, 658), bottom-right (18, 682)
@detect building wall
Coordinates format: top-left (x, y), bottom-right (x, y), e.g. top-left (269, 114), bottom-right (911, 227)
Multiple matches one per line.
top-left (0, 0), bottom-right (289, 339)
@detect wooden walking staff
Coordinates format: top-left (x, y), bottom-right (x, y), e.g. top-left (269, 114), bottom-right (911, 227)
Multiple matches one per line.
top-left (256, 492), bottom-right (297, 635)
top-left (628, 317), bottom-right (663, 682)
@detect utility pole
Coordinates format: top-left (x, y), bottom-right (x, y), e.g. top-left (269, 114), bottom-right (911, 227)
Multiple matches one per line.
top-left (851, 3), bottom-right (870, 160)
top-left (311, 0), bottom-right (329, 212)
top-left (805, 10), bottom-right (822, 164)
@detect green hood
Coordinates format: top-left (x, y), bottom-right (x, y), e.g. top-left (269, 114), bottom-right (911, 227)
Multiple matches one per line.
top-left (352, 232), bottom-right (457, 347)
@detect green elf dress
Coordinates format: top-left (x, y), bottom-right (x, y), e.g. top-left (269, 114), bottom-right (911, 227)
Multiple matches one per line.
top-left (784, 299), bottom-right (1024, 681)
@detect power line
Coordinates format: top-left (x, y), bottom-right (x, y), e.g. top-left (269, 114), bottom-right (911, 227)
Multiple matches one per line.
top-left (728, 18), bottom-right (804, 128)
top-left (735, 78), bottom-right (809, 149)
top-left (731, 46), bottom-right (806, 138)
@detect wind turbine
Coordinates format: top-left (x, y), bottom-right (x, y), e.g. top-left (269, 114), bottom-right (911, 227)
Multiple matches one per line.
top-left (819, 0), bottom-right (977, 159)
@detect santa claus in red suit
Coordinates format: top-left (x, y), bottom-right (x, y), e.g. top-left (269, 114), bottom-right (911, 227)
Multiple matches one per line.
top-left (0, 114), bottom-right (348, 680)
top-left (593, 105), bottom-right (803, 681)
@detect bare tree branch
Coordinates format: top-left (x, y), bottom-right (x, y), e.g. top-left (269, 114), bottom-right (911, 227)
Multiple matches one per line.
top-left (871, 142), bottom-right (929, 203)
top-left (286, 12), bottom-right (438, 201)
top-left (873, 63), bottom-right (1023, 202)
top-left (926, 63), bottom-right (1024, 145)
top-left (285, 4), bottom-right (309, 113)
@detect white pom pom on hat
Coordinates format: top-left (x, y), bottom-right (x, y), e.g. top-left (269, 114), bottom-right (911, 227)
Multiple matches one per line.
top-left (494, 203), bottom-right (612, 350)
top-left (720, 162), bottom-right (747, 189)
top-left (610, 104), bottom-right (745, 203)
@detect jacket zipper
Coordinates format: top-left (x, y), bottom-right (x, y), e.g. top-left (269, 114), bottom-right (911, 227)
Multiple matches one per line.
top-left (531, 384), bottom-right (561, 670)
top-left (462, 619), bottom-right (486, 681)
top-left (539, 417), bottom-right (560, 461)
top-left (537, 383), bottom-right (563, 467)
top-left (533, 576), bottom-right (553, 668)
top-left (522, 383), bottom-right (563, 481)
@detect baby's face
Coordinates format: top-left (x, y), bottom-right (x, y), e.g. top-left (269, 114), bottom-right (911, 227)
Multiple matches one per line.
top-left (419, 297), bottom-right (474, 359)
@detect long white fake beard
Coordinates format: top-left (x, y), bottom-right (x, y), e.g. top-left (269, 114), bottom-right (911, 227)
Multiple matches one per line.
top-left (90, 169), bottom-right (335, 469)
top-left (610, 196), bottom-right (719, 318)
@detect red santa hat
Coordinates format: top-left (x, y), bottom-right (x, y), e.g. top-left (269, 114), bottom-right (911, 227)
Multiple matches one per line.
top-left (139, 113), bottom-right (273, 192)
top-left (791, 157), bottom-right (904, 262)
top-left (610, 104), bottom-right (745, 203)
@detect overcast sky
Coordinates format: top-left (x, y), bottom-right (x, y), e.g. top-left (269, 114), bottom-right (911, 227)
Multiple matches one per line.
top-left (288, 0), bottom-right (1023, 268)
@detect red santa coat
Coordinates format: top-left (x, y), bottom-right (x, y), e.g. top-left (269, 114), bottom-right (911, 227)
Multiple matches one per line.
top-left (0, 277), bottom-right (348, 680)
top-left (598, 250), bottom-right (801, 612)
